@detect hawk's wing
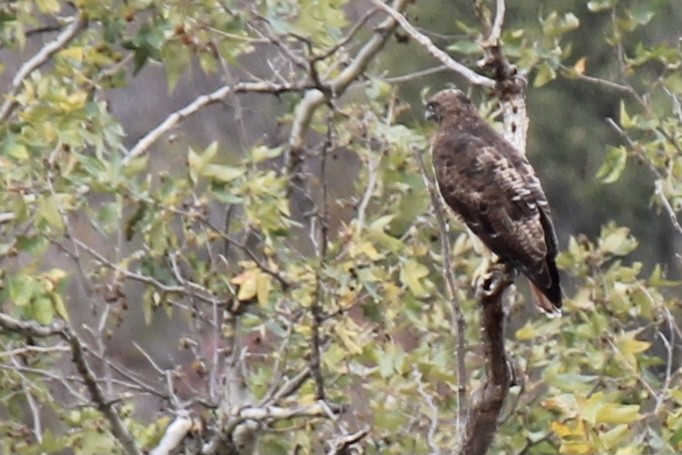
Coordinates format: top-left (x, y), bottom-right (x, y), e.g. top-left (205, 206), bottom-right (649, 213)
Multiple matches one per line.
top-left (432, 131), bottom-right (560, 309)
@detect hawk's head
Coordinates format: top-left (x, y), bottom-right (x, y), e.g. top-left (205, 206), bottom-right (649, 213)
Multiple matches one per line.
top-left (425, 89), bottom-right (475, 124)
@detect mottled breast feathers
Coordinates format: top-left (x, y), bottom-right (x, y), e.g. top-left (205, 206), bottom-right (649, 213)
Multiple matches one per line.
top-left (426, 88), bottom-right (562, 316)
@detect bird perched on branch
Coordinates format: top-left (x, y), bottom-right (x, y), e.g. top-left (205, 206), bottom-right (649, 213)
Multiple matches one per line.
top-left (425, 88), bottom-right (562, 316)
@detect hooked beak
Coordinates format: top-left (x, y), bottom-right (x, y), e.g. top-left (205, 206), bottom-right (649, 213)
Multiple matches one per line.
top-left (424, 103), bottom-right (437, 122)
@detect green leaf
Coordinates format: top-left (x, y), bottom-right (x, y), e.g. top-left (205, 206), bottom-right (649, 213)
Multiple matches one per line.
top-left (596, 146), bottom-right (627, 184)
top-left (188, 142), bottom-right (218, 182)
top-left (599, 225), bottom-right (638, 256)
top-left (7, 274), bottom-right (37, 307)
top-left (37, 195), bottom-right (65, 231)
top-left (251, 145), bottom-right (283, 163)
top-left (400, 259), bottom-right (430, 297)
top-left (587, 0), bottom-right (613, 13)
top-left (203, 164), bottom-right (244, 183)
top-left (447, 40), bottom-right (480, 55)
top-left (596, 402), bottom-right (641, 424)
top-left (619, 101), bottom-right (634, 129)
top-left (534, 61), bottom-right (556, 87)
top-left (32, 296), bottom-right (55, 325)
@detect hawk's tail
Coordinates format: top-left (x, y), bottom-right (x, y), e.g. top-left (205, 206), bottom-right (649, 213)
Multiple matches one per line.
top-left (529, 279), bottom-right (562, 318)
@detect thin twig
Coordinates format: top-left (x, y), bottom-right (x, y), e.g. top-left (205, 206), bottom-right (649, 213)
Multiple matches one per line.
top-left (367, 0), bottom-right (495, 88)
top-left (412, 146), bottom-right (467, 423)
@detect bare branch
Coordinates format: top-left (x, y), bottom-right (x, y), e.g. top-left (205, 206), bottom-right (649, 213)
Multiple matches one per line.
top-left (489, 0), bottom-right (506, 44)
top-left (367, 0), bottom-right (495, 88)
top-left (0, 14), bottom-right (86, 124)
top-left (123, 80), bottom-right (311, 165)
top-left (655, 180), bottom-right (682, 239)
top-left (150, 413), bottom-right (202, 455)
top-left (326, 427), bottom-right (370, 455)
top-left (383, 65), bottom-right (449, 84)
top-left (0, 312), bottom-right (65, 337)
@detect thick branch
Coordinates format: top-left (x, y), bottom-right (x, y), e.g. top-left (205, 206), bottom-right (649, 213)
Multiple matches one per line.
top-left (150, 413), bottom-right (201, 455)
top-left (458, 264), bottom-right (513, 455)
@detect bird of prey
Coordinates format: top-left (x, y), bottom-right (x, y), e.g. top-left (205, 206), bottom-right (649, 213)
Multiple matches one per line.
top-left (425, 88), bottom-right (562, 316)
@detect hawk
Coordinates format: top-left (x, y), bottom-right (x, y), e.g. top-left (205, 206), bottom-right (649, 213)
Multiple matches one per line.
top-left (425, 88), bottom-right (562, 316)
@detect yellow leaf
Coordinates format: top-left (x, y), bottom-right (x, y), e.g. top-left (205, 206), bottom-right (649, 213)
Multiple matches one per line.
top-left (52, 294), bottom-right (69, 322)
top-left (596, 403), bottom-right (640, 424)
top-left (542, 393), bottom-right (578, 416)
top-left (36, 0), bottom-right (60, 13)
top-left (44, 268), bottom-right (67, 285)
top-left (515, 322), bottom-right (537, 341)
top-left (560, 441), bottom-right (593, 455)
top-left (573, 57), bottom-right (587, 75)
top-left (59, 47), bottom-right (84, 63)
top-left (203, 164), bottom-right (244, 183)
top-left (256, 272), bottom-right (272, 306)
top-left (349, 241), bottom-right (383, 261)
top-left (188, 142), bottom-right (218, 182)
top-left (615, 331), bottom-right (650, 367)
top-left (551, 421), bottom-right (574, 438)
top-left (400, 259), bottom-right (430, 297)
top-left (336, 327), bottom-right (363, 354)
top-left (60, 92), bottom-right (87, 112)
top-left (599, 424), bottom-right (629, 449)
top-left (232, 270), bottom-right (258, 301)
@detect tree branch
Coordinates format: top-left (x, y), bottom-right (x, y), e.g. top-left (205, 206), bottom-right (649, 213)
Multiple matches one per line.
top-left (123, 80), bottom-right (311, 165)
top-left (286, 0), bottom-right (411, 176)
top-left (0, 312), bottom-right (65, 337)
top-left (367, 0), bottom-right (495, 88)
top-left (458, 263), bottom-right (513, 455)
top-left (0, 13), bottom-right (86, 124)
top-left (0, 311), bottom-right (142, 455)
top-left (66, 329), bottom-right (143, 455)
top-left (150, 413), bottom-right (201, 455)
top-left (412, 146), bottom-right (467, 424)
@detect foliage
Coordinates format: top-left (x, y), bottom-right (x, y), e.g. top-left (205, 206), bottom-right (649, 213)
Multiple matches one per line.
top-left (0, 0), bottom-right (680, 454)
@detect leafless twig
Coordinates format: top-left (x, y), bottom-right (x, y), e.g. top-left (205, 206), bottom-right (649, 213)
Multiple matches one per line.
top-left (367, 0), bottom-right (495, 88)
top-left (412, 146), bottom-right (467, 423)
